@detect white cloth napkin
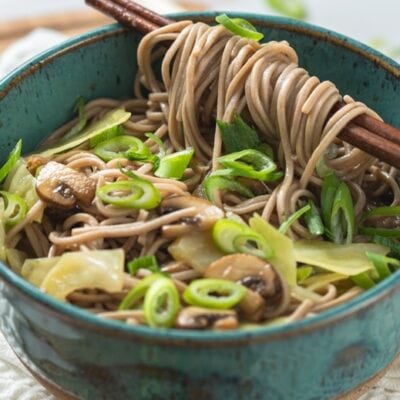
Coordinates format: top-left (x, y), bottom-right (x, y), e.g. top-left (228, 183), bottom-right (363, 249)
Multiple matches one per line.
top-left (0, 27), bottom-right (400, 400)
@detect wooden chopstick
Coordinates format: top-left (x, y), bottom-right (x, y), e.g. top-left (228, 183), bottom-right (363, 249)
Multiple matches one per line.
top-left (86, 0), bottom-right (400, 169)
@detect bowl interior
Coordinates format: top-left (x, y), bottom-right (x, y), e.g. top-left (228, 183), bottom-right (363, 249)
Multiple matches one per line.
top-left (0, 12), bottom-right (399, 339)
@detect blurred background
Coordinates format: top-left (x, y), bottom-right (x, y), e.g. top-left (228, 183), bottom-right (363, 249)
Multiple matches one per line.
top-left (0, 0), bottom-right (399, 78)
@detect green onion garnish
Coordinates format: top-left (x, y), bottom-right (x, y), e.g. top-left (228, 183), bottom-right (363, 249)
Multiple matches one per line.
top-left (0, 139), bottom-right (22, 183)
top-left (352, 252), bottom-right (400, 290)
top-left (145, 132), bottom-right (166, 158)
top-left (366, 252), bottom-right (400, 281)
top-left (296, 266), bottom-right (314, 284)
top-left (351, 272), bottom-right (376, 290)
top-left (119, 273), bottom-right (162, 310)
top-left (216, 14), bottom-right (264, 42)
top-left (128, 255), bottom-right (161, 276)
top-left (304, 200), bottom-right (324, 236)
top-left (321, 173), bottom-right (354, 244)
top-left (218, 149), bottom-right (277, 181)
top-left (96, 173), bottom-right (160, 210)
top-left (213, 218), bottom-right (273, 259)
top-left (204, 173), bottom-right (253, 203)
top-left (279, 204), bottom-right (311, 235)
top-left (155, 148), bottom-right (194, 180)
top-left (144, 278), bottom-right (180, 328)
top-left (330, 182), bottom-right (355, 244)
top-left (372, 236), bottom-right (400, 258)
top-left (94, 135), bottom-right (150, 162)
top-left (0, 191), bottom-right (28, 228)
top-left (183, 278), bottom-right (246, 309)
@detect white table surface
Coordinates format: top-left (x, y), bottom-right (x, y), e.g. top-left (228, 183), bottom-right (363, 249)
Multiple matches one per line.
top-left (0, 1), bottom-right (399, 399)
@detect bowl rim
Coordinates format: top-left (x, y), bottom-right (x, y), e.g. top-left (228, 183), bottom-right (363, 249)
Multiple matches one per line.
top-left (0, 11), bottom-right (399, 344)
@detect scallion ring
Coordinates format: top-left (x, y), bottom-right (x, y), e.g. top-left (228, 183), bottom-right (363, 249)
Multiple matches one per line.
top-left (216, 14), bottom-right (264, 42)
top-left (155, 148), bottom-right (194, 180)
top-left (218, 149), bottom-right (277, 181)
top-left (94, 135), bottom-right (150, 162)
top-left (97, 175), bottom-right (161, 210)
top-left (183, 278), bottom-right (246, 309)
top-left (213, 218), bottom-right (273, 259)
top-left (144, 278), bottom-right (180, 328)
top-left (119, 273), bottom-right (164, 310)
top-left (0, 191), bottom-right (28, 228)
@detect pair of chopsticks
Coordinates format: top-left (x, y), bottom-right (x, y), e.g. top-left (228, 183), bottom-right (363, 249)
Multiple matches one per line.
top-left (85, 0), bottom-right (400, 169)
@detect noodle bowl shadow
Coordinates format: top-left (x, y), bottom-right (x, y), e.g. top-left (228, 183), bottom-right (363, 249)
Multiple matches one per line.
top-left (0, 12), bottom-right (399, 400)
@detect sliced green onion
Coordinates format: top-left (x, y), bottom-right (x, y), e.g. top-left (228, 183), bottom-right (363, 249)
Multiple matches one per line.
top-left (90, 125), bottom-right (124, 147)
top-left (217, 115), bottom-right (261, 153)
top-left (155, 148), bottom-right (194, 180)
top-left (128, 255), bottom-right (161, 276)
top-left (144, 278), bottom-right (180, 328)
top-left (360, 227), bottom-right (400, 238)
top-left (278, 204), bottom-right (311, 235)
top-left (119, 273), bottom-right (163, 310)
top-left (296, 266), bottom-right (314, 284)
top-left (183, 278), bottom-right (246, 309)
top-left (351, 251), bottom-right (399, 290)
top-left (218, 149), bottom-right (277, 181)
top-left (360, 206), bottom-right (400, 237)
top-left (366, 252), bottom-right (400, 281)
top-left (351, 272), bottom-right (376, 290)
top-left (97, 175), bottom-right (161, 210)
top-left (266, 0), bottom-right (308, 20)
top-left (304, 200), bottom-right (324, 236)
top-left (363, 206), bottom-right (400, 220)
top-left (204, 174), bottom-right (253, 203)
top-left (372, 236), bottom-right (400, 258)
top-left (216, 14), bottom-right (264, 42)
top-left (330, 182), bottom-right (355, 244)
top-left (0, 139), bottom-right (22, 183)
top-left (321, 172), bottom-right (341, 229)
top-left (63, 97), bottom-right (87, 140)
top-left (0, 191), bottom-right (28, 227)
top-left (213, 218), bottom-right (273, 259)
top-left (145, 133), bottom-right (166, 158)
top-left (94, 135), bottom-right (150, 162)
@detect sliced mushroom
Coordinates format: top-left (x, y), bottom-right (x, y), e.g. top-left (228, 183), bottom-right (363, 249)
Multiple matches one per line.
top-left (25, 154), bottom-right (50, 175)
top-left (161, 195), bottom-right (224, 230)
top-left (36, 161), bottom-right (96, 209)
top-left (175, 306), bottom-right (238, 330)
top-left (204, 254), bottom-right (290, 321)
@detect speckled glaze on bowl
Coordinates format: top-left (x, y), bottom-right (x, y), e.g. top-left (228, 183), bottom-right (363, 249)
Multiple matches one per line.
top-left (0, 12), bottom-right (399, 400)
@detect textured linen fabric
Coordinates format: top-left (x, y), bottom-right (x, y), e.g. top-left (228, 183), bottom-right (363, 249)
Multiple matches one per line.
top-left (0, 25), bottom-right (399, 400)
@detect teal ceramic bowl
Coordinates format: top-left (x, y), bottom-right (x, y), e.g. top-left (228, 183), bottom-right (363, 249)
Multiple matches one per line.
top-left (0, 12), bottom-right (399, 400)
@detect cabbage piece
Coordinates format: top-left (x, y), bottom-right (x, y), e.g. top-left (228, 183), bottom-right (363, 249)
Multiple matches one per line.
top-left (6, 248), bottom-right (27, 274)
top-left (22, 249), bottom-right (125, 301)
top-left (21, 257), bottom-right (60, 286)
top-left (293, 240), bottom-right (389, 276)
top-left (249, 214), bottom-right (297, 286)
top-left (41, 108), bottom-right (131, 157)
top-left (168, 230), bottom-right (225, 273)
top-left (4, 159), bottom-right (40, 209)
top-left (0, 202), bottom-right (6, 262)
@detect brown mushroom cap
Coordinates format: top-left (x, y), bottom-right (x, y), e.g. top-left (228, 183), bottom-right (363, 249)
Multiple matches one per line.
top-left (161, 195), bottom-right (224, 230)
top-left (204, 254), bottom-right (290, 321)
top-left (36, 161), bottom-right (96, 209)
top-left (175, 306), bottom-right (238, 330)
